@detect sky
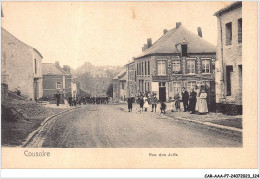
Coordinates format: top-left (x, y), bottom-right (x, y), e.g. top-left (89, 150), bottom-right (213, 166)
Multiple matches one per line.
top-left (1, 1), bottom-right (230, 69)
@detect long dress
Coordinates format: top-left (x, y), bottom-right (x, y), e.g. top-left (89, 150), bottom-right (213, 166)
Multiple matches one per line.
top-left (143, 97), bottom-right (149, 110)
top-left (195, 89), bottom-right (200, 111)
top-left (174, 94), bottom-right (181, 110)
top-left (197, 92), bottom-right (208, 113)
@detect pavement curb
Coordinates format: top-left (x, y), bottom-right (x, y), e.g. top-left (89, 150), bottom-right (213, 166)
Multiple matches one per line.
top-left (118, 105), bottom-right (242, 133)
top-left (21, 106), bottom-right (82, 147)
top-left (166, 115), bottom-right (242, 133)
top-left (161, 115), bottom-right (243, 133)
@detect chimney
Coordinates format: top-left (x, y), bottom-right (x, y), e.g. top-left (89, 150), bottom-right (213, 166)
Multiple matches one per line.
top-left (176, 22), bottom-right (182, 28)
top-left (143, 44), bottom-right (148, 51)
top-left (147, 38), bottom-right (152, 48)
top-left (63, 65), bottom-right (70, 73)
top-left (55, 61), bottom-right (59, 67)
top-left (197, 27), bottom-right (202, 37)
top-left (163, 29), bottom-right (168, 35)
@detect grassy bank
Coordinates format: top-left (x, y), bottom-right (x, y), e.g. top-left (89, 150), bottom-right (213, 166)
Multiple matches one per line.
top-left (1, 95), bottom-right (67, 146)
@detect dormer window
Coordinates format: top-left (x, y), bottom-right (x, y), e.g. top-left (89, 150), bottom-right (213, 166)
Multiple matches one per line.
top-left (181, 44), bottom-right (187, 57)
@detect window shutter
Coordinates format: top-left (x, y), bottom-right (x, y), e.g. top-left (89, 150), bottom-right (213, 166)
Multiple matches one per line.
top-left (155, 60), bottom-right (158, 75)
top-left (195, 58), bottom-right (198, 74)
top-left (198, 58), bottom-right (202, 74)
top-left (183, 58), bottom-right (187, 74)
top-left (179, 59), bottom-right (182, 74)
top-left (211, 58), bottom-right (215, 79)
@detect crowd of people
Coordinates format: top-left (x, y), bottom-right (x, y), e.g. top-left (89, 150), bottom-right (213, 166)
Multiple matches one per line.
top-left (67, 96), bottom-right (109, 106)
top-left (127, 86), bottom-right (209, 115)
top-left (54, 92), bottom-right (109, 107)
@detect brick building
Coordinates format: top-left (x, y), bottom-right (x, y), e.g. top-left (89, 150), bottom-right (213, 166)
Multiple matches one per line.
top-left (1, 27), bottom-right (43, 101)
top-left (131, 23), bottom-right (216, 108)
top-left (126, 60), bottom-right (137, 96)
top-left (42, 62), bottom-right (72, 100)
top-left (214, 2), bottom-right (242, 114)
top-left (112, 68), bottom-right (127, 102)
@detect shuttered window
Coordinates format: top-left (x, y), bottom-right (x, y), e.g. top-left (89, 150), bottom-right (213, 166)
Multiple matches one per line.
top-left (173, 82), bottom-right (181, 95)
top-left (56, 82), bottom-right (62, 89)
top-left (148, 61), bottom-right (150, 75)
top-left (202, 59), bottom-right (210, 73)
top-left (238, 18), bottom-right (242, 43)
top-left (157, 60), bottom-right (167, 75)
top-left (187, 59), bottom-right (195, 74)
top-left (226, 22), bottom-right (232, 46)
top-left (172, 60), bottom-right (181, 72)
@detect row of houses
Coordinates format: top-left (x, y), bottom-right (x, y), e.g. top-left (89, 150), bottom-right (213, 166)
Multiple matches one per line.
top-left (1, 26), bottom-right (81, 101)
top-left (113, 2), bottom-right (242, 114)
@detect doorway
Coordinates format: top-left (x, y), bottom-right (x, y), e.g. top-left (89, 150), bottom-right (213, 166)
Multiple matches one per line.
top-left (159, 82), bottom-right (166, 102)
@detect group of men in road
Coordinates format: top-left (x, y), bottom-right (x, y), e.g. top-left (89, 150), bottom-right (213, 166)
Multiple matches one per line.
top-left (127, 86), bottom-right (208, 115)
top-left (55, 92), bottom-right (109, 107)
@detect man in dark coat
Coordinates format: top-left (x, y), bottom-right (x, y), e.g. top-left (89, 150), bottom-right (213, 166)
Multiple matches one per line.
top-left (55, 91), bottom-right (61, 106)
top-left (189, 88), bottom-right (197, 114)
top-left (127, 96), bottom-right (133, 112)
top-left (181, 87), bottom-right (189, 112)
top-left (139, 96), bottom-right (144, 112)
top-left (151, 94), bottom-right (158, 112)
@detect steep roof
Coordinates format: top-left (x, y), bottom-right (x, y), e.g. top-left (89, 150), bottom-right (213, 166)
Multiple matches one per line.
top-left (135, 24), bottom-right (216, 59)
top-left (214, 1), bottom-right (242, 16)
top-left (1, 27), bottom-right (43, 58)
top-left (42, 63), bottom-right (68, 75)
top-left (113, 69), bottom-right (126, 80)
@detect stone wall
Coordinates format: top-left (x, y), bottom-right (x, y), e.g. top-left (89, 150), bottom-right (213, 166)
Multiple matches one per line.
top-left (1, 28), bottom-right (35, 100)
top-left (215, 6), bottom-right (242, 105)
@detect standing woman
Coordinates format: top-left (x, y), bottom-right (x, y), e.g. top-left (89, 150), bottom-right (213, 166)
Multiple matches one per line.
top-left (174, 93), bottom-right (181, 111)
top-left (139, 95), bottom-right (144, 112)
top-left (143, 96), bottom-right (149, 112)
top-left (197, 89), bottom-right (208, 114)
top-left (189, 88), bottom-right (197, 114)
top-left (195, 85), bottom-right (201, 112)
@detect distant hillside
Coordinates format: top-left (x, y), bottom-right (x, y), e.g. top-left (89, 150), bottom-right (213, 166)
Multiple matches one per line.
top-left (73, 62), bottom-right (124, 96)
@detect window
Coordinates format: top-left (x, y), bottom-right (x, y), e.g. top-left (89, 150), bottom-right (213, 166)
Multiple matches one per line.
top-left (238, 18), bottom-right (242, 43)
top-left (187, 81), bottom-right (196, 92)
top-left (173, 82), bottom-right (181, 95)
top-left (202, 59), bottom-right (210, 73)
top-left (137, 63), bottom-right (139, 75)
top-left (148, 61), bottom-right (150, 75)
top-left (172, 60), bottom-right (181, 73)
top-left (157, 60), bottom-right (166, 75)
top-left (226, 66), bottom-right (233, 96)
top-left (34, 59), bottom-right (37, 74)
top-left (226, 22), bottom-right (232, 45)
top-left (145, 61), bottom-right (147, 75)
top-left (141, 62), bottom-right (144, 75)
top-left (56, 82), bottom-right (62, 89)
top-left (187, 59), bottom-right (195, 74)
top-left (181, 44), bottom-right (187, 57)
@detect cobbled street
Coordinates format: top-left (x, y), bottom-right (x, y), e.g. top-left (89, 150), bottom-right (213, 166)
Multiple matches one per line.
top-left (26, 104), bottom-right (242, 148)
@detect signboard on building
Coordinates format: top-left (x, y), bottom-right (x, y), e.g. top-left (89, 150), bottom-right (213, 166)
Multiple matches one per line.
top-left (152, 75), bottom-right (169, 82)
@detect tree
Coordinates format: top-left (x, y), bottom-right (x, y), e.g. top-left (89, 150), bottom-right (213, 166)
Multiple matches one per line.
top-left (106, 83), bottom-right (113, 97)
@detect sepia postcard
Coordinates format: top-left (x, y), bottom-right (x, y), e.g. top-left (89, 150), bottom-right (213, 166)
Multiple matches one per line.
top-left (1, 1), bottom-right (258, 170)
